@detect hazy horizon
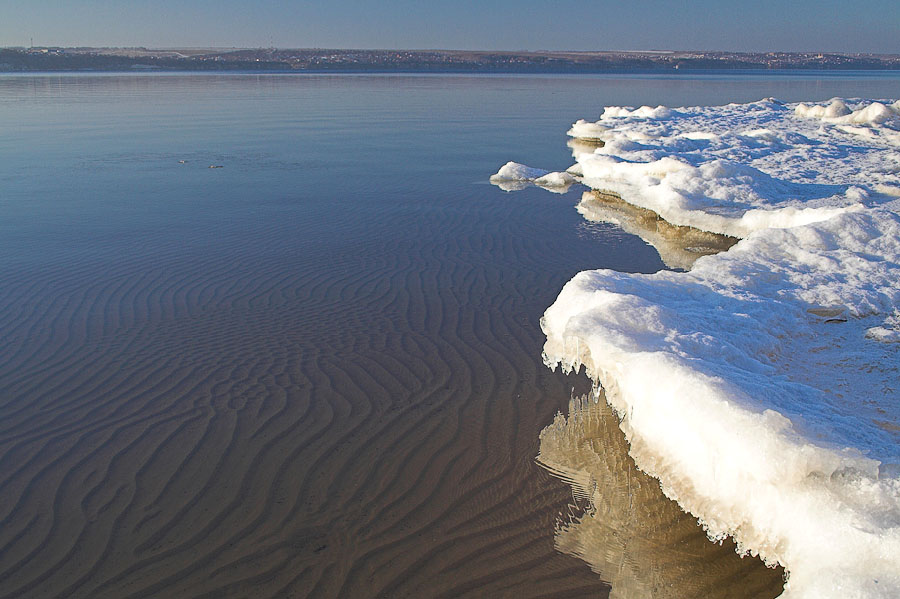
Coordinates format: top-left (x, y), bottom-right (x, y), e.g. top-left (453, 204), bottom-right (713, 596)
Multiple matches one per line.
top-left (4, 45), bottom-right (900, 55)
top-left (2, 0), bottom-right (898, 55)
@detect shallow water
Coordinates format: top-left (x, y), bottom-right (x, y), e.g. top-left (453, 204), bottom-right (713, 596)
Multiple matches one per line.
top-left (0, 72), bottom-right (897, 598)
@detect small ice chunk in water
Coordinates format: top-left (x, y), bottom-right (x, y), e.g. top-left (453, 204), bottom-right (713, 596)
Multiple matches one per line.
top-left (491, 162), bottom-right (578, 192)
top-left (490, 161), bottom-right (549, 181)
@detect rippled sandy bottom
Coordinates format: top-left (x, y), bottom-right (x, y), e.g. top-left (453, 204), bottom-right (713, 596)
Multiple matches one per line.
top-left (0, 195), bottom-right (784, 597)
top-left (0, 184), bottom-right (636, 597)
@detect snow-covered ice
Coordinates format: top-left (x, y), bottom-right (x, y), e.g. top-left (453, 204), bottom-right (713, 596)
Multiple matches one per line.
top-left (499, 98), bottom-right (900, 598)
top-left (568, 97), bottom-right (900, 238)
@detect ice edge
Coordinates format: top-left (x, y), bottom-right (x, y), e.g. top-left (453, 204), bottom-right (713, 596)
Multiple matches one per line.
top-left (531, 98), bottom-right (900, 598)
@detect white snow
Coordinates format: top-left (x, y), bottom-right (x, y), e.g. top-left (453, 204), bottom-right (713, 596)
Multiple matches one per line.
top-left (490, 161), bottom-right (550, 182)
top-left (568, 119), bottom-right (609, 140)
top-left (517, 98), bottom-right (900, 598)
top-left (535, 171), bottom-right (577, 187)
top-left (796, 99), bottom-right (900, 126)
top-left (601, 104), bottom-right (673, 119)
top-left (490, 161), bottom-right (577, 193)
top-left (568, 98), bottom-right (900, 238)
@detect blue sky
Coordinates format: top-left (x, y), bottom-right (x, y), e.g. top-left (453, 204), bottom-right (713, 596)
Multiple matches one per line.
top-left (2, 0), bottom-right (898, 53)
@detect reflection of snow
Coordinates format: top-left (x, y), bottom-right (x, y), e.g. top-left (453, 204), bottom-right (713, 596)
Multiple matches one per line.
top-left (577, 190), bottom-right (736, 271)
top-left (538, 394), bottom-right (784, 599)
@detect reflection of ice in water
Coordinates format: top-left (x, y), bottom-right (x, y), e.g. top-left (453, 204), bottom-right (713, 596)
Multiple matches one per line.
top-left (577, 190), bottom-right (738, 270)
top-left (567, 137), bottom-right (604, 162)
top-left (492, 179), bottom-right (532, 192)
top-left (490, 178), bottom-right (576, 194)
top-left (491, 142), bottom-right (739, 269)
top-left (490, 161), bottom-right (578, 194)
top-left (499, 180), bottom-right (575, 194)
top-left (538, 392), bottom-right (784, 599)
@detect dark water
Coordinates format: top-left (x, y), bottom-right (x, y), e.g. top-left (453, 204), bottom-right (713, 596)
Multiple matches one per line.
top-left (0, 72), bottom-right (896, 598)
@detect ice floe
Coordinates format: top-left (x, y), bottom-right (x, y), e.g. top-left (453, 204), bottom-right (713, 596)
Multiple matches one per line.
top-left (503, 98), bottom-right (900, 598)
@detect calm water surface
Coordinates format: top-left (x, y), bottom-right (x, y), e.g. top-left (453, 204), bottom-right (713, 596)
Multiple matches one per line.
top-left (0, 72), bottom-right (896, 598)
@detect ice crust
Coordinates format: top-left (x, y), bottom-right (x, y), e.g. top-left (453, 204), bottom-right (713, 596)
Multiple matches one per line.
top-left (537, 99), bottom-right (900, 598)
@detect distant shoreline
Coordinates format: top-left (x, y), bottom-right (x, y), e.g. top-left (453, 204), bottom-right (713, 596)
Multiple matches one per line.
top-left (5, 69), bottom-right (900, 77)
top-left (2, 47), bottom-right (899, 73)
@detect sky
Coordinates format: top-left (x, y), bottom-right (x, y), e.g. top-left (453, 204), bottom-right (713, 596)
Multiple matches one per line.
top-left (1, 0), bottom-right (898, 53)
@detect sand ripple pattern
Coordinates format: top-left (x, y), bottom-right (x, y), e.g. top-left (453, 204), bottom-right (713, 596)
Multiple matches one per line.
top-left (0, 188), bottom-right (614, 598)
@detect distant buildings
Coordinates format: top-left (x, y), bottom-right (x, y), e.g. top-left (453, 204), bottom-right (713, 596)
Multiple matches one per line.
top-left (1, 47), bottom-right (898, 72)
